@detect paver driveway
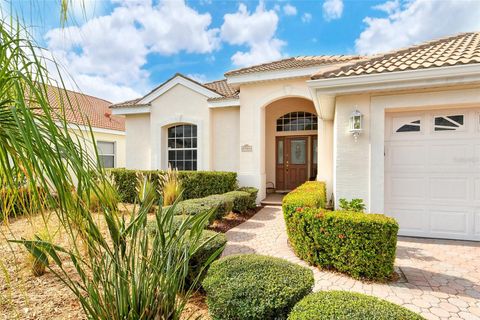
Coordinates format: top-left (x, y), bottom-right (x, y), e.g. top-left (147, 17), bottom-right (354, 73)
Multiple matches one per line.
top-left (222, 206), bottom-right (480, 320)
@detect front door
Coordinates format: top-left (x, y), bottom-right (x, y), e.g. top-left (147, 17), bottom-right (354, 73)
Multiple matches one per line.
top-left (276, 136), bottom-right (308, 190)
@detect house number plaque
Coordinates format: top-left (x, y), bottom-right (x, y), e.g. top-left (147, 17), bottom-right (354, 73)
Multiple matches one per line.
top-left (241, 144), bottom-right (253, 152)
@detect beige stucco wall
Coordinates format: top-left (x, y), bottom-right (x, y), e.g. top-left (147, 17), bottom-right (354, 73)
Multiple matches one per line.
top-left (264, 97), bottom-right (317, 188)
top-left (237, 77), bottom-right (320, 201)
top-left (212, 107), bottom-right (240, 172)
top-left (72, 128), bottom-right (126, 168)
top-left (334, 85), bottom-right (480, 212)
top-left (125, 113), bottom-right (150, 169)
top-left (149, 84), bottom-right (212, 170)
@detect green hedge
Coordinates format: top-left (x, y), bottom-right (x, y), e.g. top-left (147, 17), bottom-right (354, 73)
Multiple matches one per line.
top-left (288, 291), bottom-right (425, 320)
top-left (173, 195), bottom-right (233, 222)
top-left (146, 224), bottom-right (226, 288)
top-left (224, 191), bottom-right (251, 213)
top-left (283, 181), bottom-right (398, 281)
top-left (237, 187), bottom-right (258, 209)
top-left (108, 169), bottom-right (237, 203)
top-left (203, 254), bottom-right (314, 320)
top-left (188, 230), bottom-right (227, 287)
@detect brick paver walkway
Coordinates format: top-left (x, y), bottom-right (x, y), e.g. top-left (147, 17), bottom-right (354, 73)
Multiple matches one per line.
top-left (223, 206), bottom-right (480, 320)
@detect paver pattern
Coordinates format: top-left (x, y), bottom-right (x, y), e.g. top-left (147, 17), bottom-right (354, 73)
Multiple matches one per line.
top-left (223, 206), bottom-right (480, 320)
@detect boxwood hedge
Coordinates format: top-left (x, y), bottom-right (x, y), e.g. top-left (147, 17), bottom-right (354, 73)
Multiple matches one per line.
top-left (223, 190), bottom-right (251, 213)
top-left (283, 181), bottom-right (398, 281)
top-left (288, 291), bottom-right (425, 320)
top-left (202, 254), bottom-right (314, 320)
top-left (108, 169), bottom-right (238, 203)
top-left (237, 187), bottom-right (258, 209)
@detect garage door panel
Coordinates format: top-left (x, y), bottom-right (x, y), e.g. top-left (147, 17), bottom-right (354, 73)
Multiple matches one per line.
top-left (428, 144), bottom-right (471, 168)
top-left (429, 208), bottom-right (468, 235)
top-left (387, 144), bottom-right (426, 171)
top-left (387, 175), bottom-right (426, 201)
top-left (474, 211), bottom-right (480, 237)
top-left (429, 177), bottom-right (469, 201)
top-left (385, 109), bottom-right (480, 241)
top-left (388, 206), bottom-right (428, 232)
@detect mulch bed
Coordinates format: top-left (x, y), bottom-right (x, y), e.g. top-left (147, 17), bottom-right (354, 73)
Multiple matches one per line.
top-left (208, 206), bottom-right (263, 233)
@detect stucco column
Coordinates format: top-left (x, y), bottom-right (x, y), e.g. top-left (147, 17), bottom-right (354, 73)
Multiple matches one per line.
top-left (316, 118), bottom-right (333, 202)
top-left (238, 100), bottom-right (266, 203)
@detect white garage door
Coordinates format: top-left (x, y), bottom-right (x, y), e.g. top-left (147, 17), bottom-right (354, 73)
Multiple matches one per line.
top-left (385, 108), bottom-right (480, 241)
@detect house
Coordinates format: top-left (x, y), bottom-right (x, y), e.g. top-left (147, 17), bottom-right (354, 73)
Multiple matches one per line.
top-left (46, 85), bottom-right (126, 168)
top-left (111, 32), bottom-right (480, 241)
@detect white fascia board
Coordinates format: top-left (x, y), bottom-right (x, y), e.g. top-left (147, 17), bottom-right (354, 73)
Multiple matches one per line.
top-left (307, 64), bottom-right (480, 95)
top-left (226, 66), bottom-right (323, 85)
top-left (55, 121), bottom-right (125, 136)
top-left (111, 106), bottom-right (151, 115)
top-left (208, 98), bottom-right (240, 108)
top-left (138, 75), bottom-right (221, 104)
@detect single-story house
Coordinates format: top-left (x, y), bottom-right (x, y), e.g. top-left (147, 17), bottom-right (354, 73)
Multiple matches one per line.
top-left (111, 32), bottom-right (480, 241)
top-left (46, 85), bottom-right (126, 168)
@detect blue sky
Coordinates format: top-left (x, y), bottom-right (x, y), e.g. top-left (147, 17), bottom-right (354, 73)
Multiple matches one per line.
top-left (4, 0), bottom-right (480, 102)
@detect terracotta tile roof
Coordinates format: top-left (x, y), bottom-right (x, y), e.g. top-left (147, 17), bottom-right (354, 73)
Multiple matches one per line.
top-left (111, 74), bottom-right (239, 108)
top-left (45, 85), bottom-right (125, 131)
top-left (204, 79), bottom-right (239, 99)
top-left (313, 32), bottom-right (480, 79)
top-left (224, 55), bottom-right (363, 76)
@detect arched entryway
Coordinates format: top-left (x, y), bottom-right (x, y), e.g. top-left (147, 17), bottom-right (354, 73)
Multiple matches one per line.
top-left (264, 97), bottom-right (318, 191)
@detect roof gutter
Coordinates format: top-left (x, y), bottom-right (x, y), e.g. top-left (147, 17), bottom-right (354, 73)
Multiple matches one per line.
top-left (307, 64), bottom-right (480, 120)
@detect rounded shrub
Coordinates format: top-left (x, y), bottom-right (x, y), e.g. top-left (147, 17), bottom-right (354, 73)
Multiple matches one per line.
top-left (202, 254), bottom-right (314, 320)
top-left (288, 291), bottom-right (425, 320)
top-left (187, 230), bottom-right (227, 287)
top-left (224, 190), bottom-right (251, 213)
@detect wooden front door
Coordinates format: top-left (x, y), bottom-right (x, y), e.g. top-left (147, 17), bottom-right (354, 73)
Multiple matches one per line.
top-left (276, 136), bottom-right (308, 190)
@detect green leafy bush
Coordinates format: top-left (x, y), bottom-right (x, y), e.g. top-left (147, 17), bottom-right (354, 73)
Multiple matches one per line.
top-left (237, 187), bottom-right (258, 209)
top-left (282, 181), bottom-right (327, 212)
top-left (203, 254), bottom-right (314, 320)
top-left (188, 230), bottom-right (227, 287)
top-left (283, 182), bottom-right (398, 281)
top-left (224, 190), bottom-right (251, 213)
top-left (108, 169), bottom-right (238, 203)
top-left (339, 198), bottom-right (366, 212)
top-left (288, 291), bottom-right (425, 320)
top-left (173, 194), bottom-right (233, 221)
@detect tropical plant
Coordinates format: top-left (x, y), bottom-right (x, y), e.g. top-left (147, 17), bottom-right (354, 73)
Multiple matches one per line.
top-left (159, 166), bottom-right (183, 206)
top-left (0, 16), bottom-right (221, 319)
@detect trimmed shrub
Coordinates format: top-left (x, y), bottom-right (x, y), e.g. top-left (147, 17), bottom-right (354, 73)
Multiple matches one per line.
top-left (173, 194), bottom-right (233, 221)
top-left (203, 254), bottom-right (314, 320)
top-left (283, 182), bottom-right (398, 281)
top-left (108, 169), bottom-right (237, 203)
top-left (224, 191), bottom-right (251, 213)
top-left (282, 181), bottom-right (326, 211)
top-left (188, 230), bottom-right (227, 287)
top-left (288, 291), bottom-right (425, 320)
top-left (145, 224), bottom-right (226, 288)
top-left (237, 187), bottom-right (258, 209)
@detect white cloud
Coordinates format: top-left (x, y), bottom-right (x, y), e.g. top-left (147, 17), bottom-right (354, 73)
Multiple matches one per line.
top-left (323, 0), bottom-right (343, 21)
top-left (221, 3), bottom-right (285, 67)
top-left (44, 0), bottom-right (220, 102)
top-left (301, 12), bottom-right (312, 23)
top-left (187, 73), bottom-right (210, 83)
top-left (283, 4), bottom-right (297, 16)
top-left (355, 0), bottom-right (480, 55)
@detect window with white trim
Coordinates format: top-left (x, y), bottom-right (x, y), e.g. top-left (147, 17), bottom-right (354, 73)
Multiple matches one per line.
top-left (168, 124), bottom-right (197, 170)
top-left (97, 141), bottom-right (115, 168)
top-left (434, 114), bottom-right (464, 131)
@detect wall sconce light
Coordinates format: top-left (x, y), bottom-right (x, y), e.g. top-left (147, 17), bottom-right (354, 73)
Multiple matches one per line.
top-left (349, 109), bottom-right (363, 141)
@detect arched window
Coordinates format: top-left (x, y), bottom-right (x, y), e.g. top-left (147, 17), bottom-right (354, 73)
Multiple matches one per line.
top-left (276, 112), bottom-right (318, 132)
top-left (167, 124), bottom-right (197, 170)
